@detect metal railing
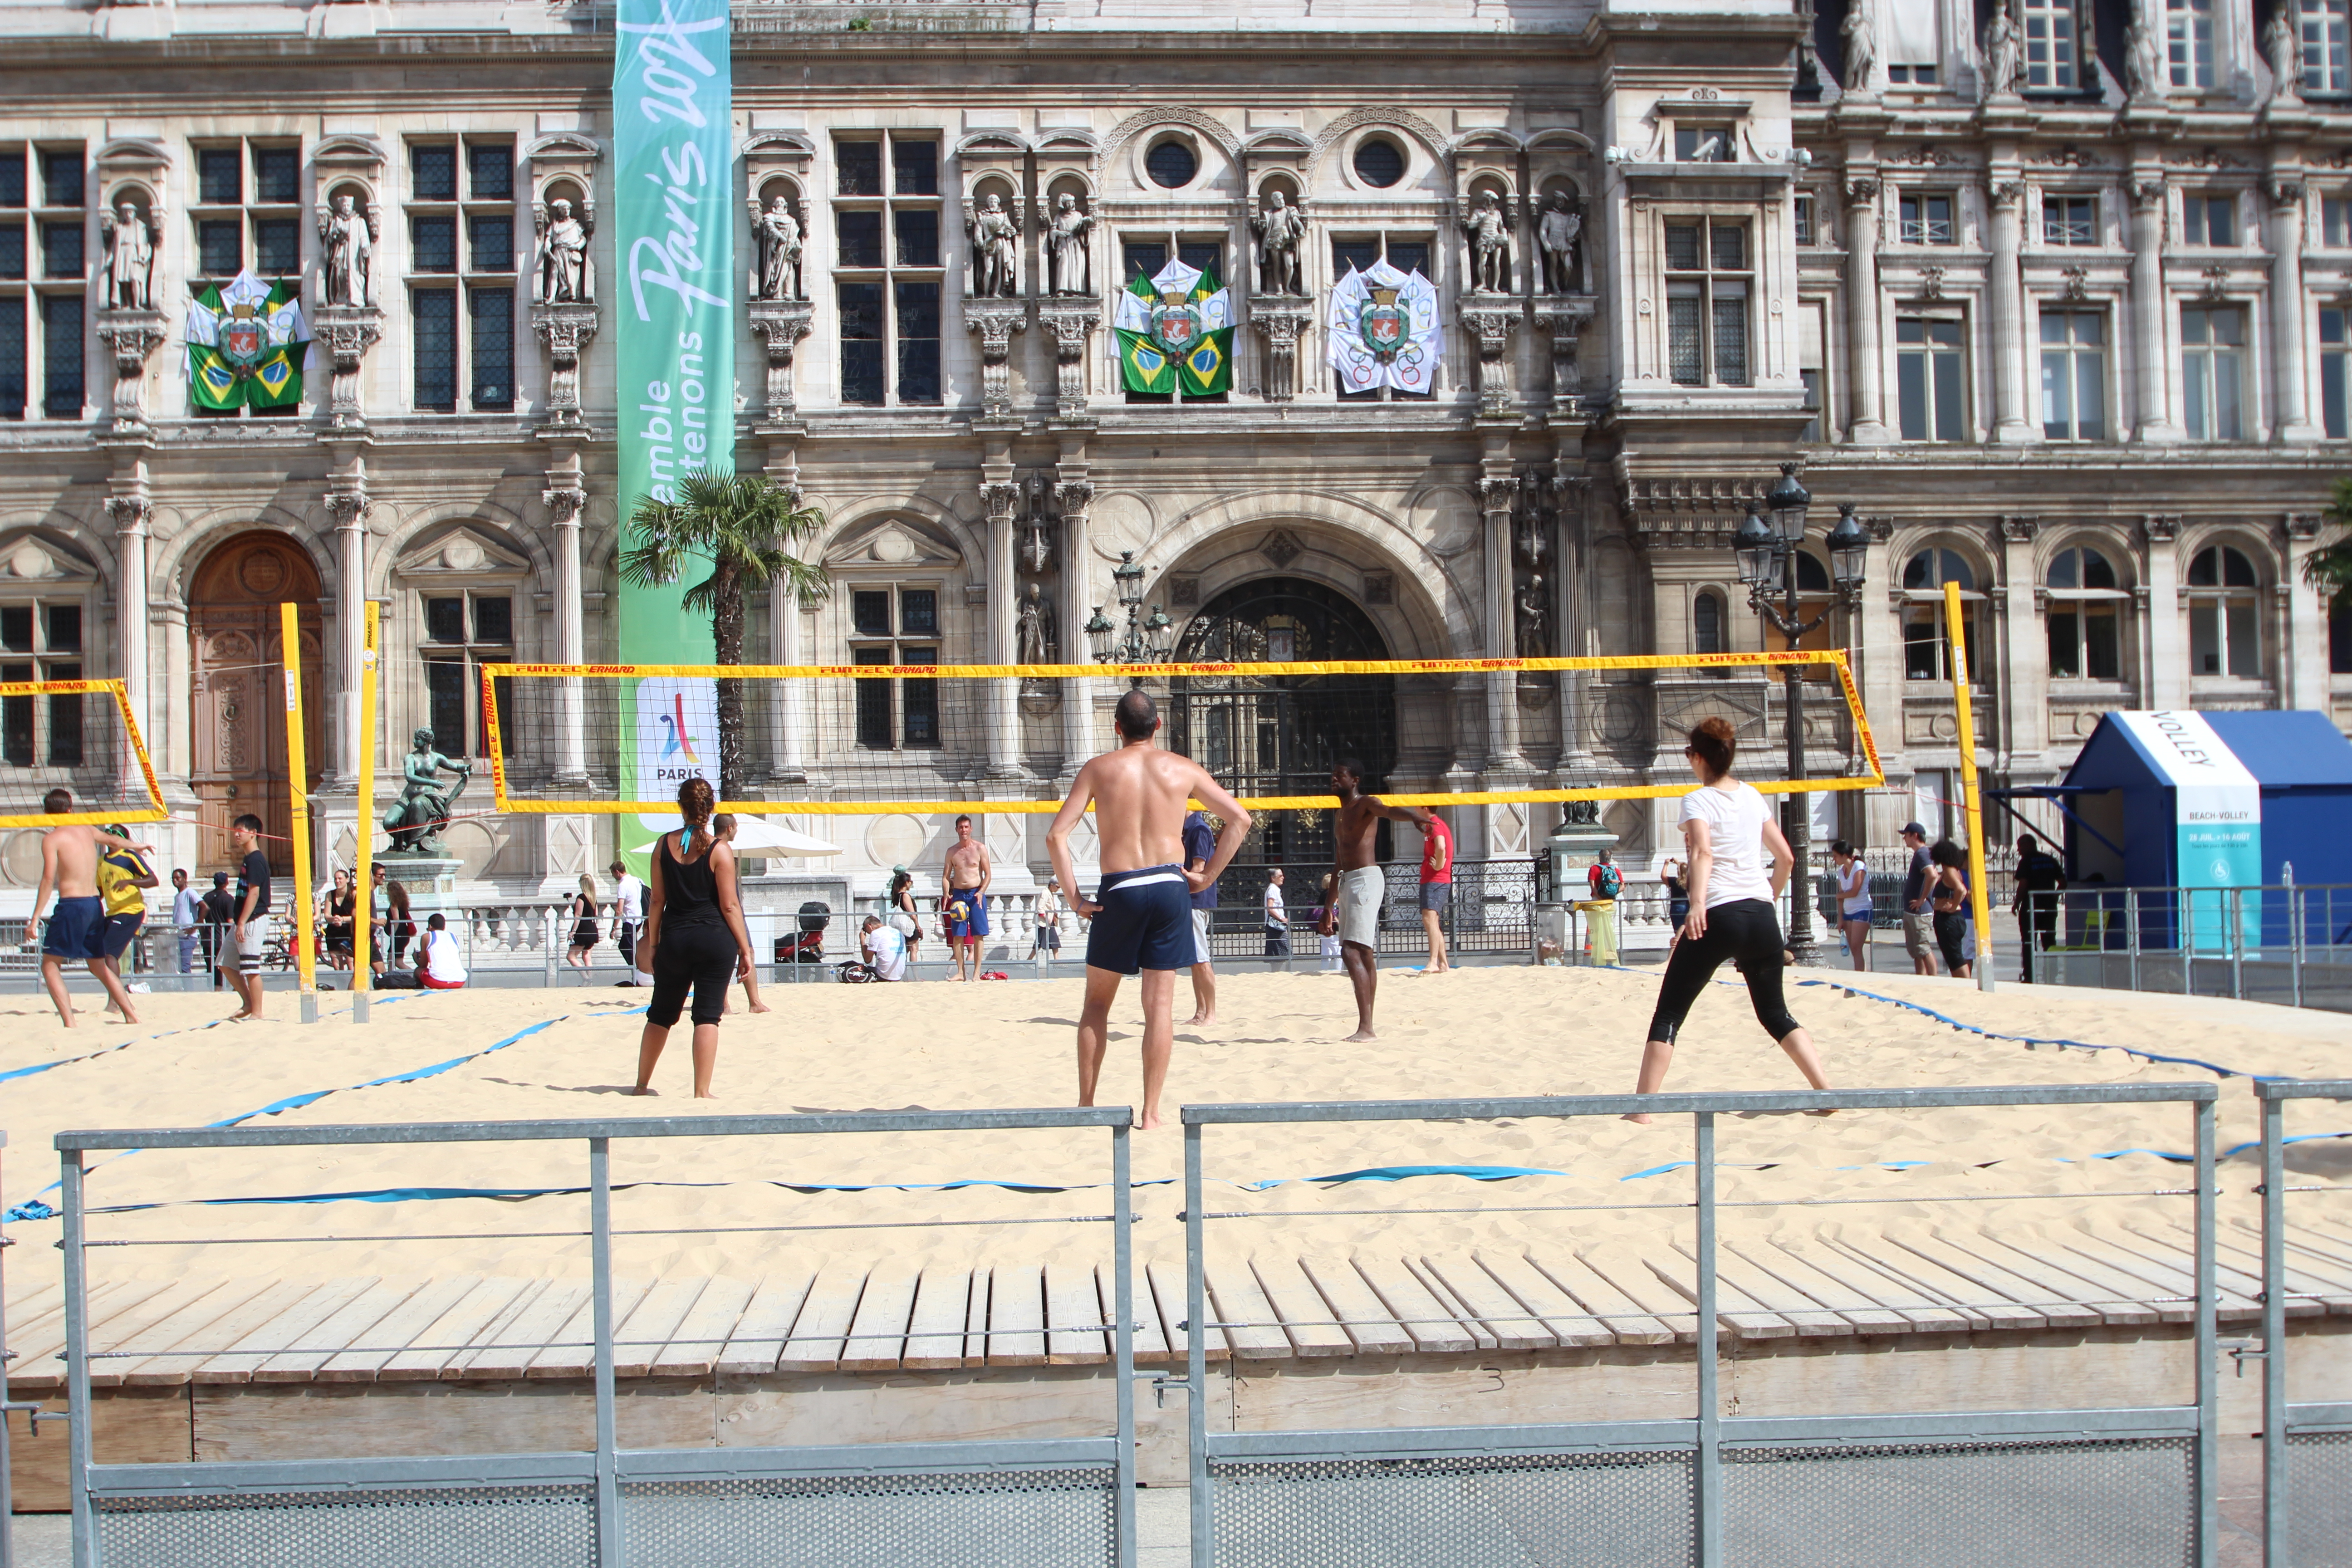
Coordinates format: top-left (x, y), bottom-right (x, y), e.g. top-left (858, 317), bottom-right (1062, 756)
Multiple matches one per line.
top-left (2016, 883), bottom-right (2352, 1010)
top-left (1179, 1083), bottom-right (2223, 1568)
top-left (2254, 1078), bottom-right (2352, 1568)
top-left (52, 1107), bottom-right (1139, 1568)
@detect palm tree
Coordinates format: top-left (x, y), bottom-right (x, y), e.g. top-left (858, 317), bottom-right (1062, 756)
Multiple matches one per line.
top-left (619, 470), bottom-right (828, 799)
top-left (2301, 475), bottom-right (2352, 594)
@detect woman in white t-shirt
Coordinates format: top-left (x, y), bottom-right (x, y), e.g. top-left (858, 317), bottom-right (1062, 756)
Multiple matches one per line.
top-left (1627, 717), bottom-right (1833, 1121)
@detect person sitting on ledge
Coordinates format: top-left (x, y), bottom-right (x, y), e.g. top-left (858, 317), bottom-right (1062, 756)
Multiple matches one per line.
top-left (417, 912), bottom-right (468, 990)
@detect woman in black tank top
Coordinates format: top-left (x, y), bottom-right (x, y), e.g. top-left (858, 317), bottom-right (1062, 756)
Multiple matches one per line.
top-left (632, 778), bottom-right (759, 1098)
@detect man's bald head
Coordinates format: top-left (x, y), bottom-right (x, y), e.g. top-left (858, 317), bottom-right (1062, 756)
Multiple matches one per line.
top-left (1115, 688), bottom-right (1159, 740)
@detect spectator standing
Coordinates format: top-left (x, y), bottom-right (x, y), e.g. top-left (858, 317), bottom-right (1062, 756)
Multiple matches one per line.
top-left (1032, 876), bottom-right (1065, 962)
top-left (1418, 811), bottom-right (1454, 974)
top-left (1263, 868), bottom-right (1291, 957)
top-left (566, 873), bottom-right (601, 971)
top-left (170, 867), bottom-right (202, 976)
top-left (1928, 839), bottom-right (1974, 979)
top-left (2012, 833), bottom-right (2067, 983)
top-left (1182, 808), bottom-right (1219, 1026)
top-left (1315, 873), bottom-right (1343, 970)
top-left (199, 871), bottom-right (234, 989)
top-left (1830, 840), bottom-right (1872, 973)
top-left (1661, 858), bottom-right (1690, 934)
top-left (384, 879), bottom-right (416, 969)
top-left (609, 859), bottom-right (646, 984)
top-left (1899, 822), bottom-right (1939, 977)
top-left (224, 814), bottom-right (271, 1022)
top-left (1587, 848), bottom-right (1622, 902)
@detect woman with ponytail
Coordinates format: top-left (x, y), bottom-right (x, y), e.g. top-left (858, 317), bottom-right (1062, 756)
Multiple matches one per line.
top-left (632, 775), bottom-right (758, 1098)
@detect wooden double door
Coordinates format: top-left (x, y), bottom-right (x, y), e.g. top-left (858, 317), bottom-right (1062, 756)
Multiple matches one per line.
top-left (189, 532), bottom-right (325, 879)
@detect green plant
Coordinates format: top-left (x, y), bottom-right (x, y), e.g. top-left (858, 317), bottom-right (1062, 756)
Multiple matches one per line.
top-left (847, 13), bottom-right (872, 29)
top-left (2301, 475), bottom-right (2352, 593)
top-left (620, 470), bottom-right (829, 798)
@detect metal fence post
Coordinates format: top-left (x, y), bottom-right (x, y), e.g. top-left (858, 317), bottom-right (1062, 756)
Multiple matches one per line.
top-left (2127, 892), bottom-right (2141, 994)
top-left (61, 1151), bottom-right (94, 1568)
top-left (2291, 887), bottom-right (2305, 1009)
top-left (2193, 1097), bottom-right (2217, 1568)
top-left (1112, 1122), bottom-right (1136, 1568)
top-left (2229, 889), bottom-right (2244, 1001)
top-left (2182, 890), bottom-right (2196, 998)
top-left (1185, 1122), bottom-right (1210, 1568)
top-left (1694, 1110), bottom-right (1720, 1568)
top-left (2259, 1090), bottom-right (2287, 1567)
top-left (590, 1137), bottom-right (619, 1568)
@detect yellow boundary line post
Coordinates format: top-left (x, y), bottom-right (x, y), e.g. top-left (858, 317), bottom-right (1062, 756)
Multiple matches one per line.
top-left (1944, 582), bottom-right (1995, 994)
top-left (353, 602), bottom-right (377, 1024)
top-left (281, 602), bottom-right (320, 1024)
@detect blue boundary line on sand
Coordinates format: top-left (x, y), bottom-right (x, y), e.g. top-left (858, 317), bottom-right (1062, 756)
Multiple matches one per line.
top-left (1790, 976), bottom-right (2274, 1080)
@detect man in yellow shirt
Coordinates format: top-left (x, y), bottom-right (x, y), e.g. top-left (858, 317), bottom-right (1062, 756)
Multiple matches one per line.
top-left (94, 822), bottom-right (158, 1015)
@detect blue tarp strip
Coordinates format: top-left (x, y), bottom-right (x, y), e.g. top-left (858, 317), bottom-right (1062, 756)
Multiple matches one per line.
top-left (1789, 977), bottom-right (2277, 1081)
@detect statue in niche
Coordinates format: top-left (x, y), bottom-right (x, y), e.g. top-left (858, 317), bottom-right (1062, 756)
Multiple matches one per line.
top-left (1015, 579), bottom-right (1057, 665)
top-left (1461, 190), bottom-right (1513, 294)
top-left (1022, 518), bottom-right (1052, 577)
top-left (1535, 192), bottom-right (1582, 295)
top-left (99, 201), bottom-right (153, 311)
top-left (1840, 0), bottom-right (1877, 92)
top-left (966, 191), bottom-right (1022, 299)
top-left (753, 196), bottom-right (803, 301)
top-left (318, 193), bottom-right (375, 308)
top-left (1250, 190), bottom-right (1307, 295)
top-left (1045, 191), bottom-right (1095, 296)
top-left (1982, 5), bottom-right (2023, 100)
top-left (537, 198), bottom-right (592, 305)
top-left (2265, 8), bottom-right (2303, 101)
top-left (1515, 574), bottom-right (1549, 659)
top-left (2126, 11), bottom-right (2165, 98)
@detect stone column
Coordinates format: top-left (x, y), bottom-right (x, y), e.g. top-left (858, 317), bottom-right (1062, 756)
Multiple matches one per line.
top-left (1480, 471), bottom-right (1521, 767)
top-left (769, 576), bottom-right (808, 783)
top-left (2285, 513), bottom-right (2327, 709)
top-left (543, 476), bottom-right (589, 785)
top-left (2142, 514), bottom-right (2185, 708)
top-left (1999, 517), bottom-right (2046, 764)
top-left (1988, 181), bottom-right (2034, 443)
top-left (981, 477), bottom-right (1022, 776)
top-left (1056, 474), bottom-right (1095, 772)
top-left (2129, 180), bottom-right (2182, 442)
top-left (2269, 179), bottom-right (2319, 443)
top-left (324, 485), bottom-right (370, 785)
top-left (1844, 179), bottom-right (1892, 442)
top-left (102, 490), bottom-right (152, 750)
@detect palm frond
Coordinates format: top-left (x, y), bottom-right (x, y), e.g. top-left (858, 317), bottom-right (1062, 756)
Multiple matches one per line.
top-left (2300, 475), bottom-right (2352, 588)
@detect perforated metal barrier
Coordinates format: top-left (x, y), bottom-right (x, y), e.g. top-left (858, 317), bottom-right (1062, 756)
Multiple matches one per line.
top-left (2258, 1078), bottom-right (2352, 1568)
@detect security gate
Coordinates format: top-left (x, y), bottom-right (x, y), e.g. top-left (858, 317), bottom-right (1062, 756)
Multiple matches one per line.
top-left (2257, 1077), bottom-right (2352, 1568)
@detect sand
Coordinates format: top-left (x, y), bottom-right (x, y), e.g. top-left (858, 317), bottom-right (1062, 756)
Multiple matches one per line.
top-left (3, 964), bottom-right (2348, 1312)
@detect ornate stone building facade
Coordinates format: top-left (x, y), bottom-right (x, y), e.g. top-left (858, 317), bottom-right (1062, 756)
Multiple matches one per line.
top-left (0, 0), bottom-right (2342, 897)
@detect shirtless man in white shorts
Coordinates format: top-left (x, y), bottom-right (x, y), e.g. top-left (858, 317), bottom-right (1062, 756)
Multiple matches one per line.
top-left (1330, 758), bottom-right (1433, 1044)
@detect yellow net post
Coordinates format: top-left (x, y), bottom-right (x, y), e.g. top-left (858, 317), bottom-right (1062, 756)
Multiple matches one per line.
top-left (352, 601), bottom-right (377, 1024)
top-left (280, 601), bottom-right (320, 1024)
top-left (1944, 582), bottom-right (1995, 994)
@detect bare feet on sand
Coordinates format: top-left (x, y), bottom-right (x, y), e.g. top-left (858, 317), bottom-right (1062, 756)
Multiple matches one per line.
top-left (750, 1002), bottom-right (771, 1014)
top-left (1621, 1111), bottom-right (1653, 1124)
top-left (631, 1086), bottom-right (658, 1096)
top-left (1342, 1028), bottom-right (1377, 1043)
top-left (1185, 1013), bottom-right (1214, 1028)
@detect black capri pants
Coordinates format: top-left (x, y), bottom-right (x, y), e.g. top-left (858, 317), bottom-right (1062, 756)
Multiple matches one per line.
top-left (1646, 898), bottom-right (1802, 1045)
top-left (647, 921), bottom-right (740, 1029)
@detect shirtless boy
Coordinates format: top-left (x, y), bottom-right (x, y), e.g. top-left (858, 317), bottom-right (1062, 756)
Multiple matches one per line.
top-left (23, 788), bottom-right (154, 1027)
top-left (1046, 689), bottom-right (1250, 1130)
top-left (1331, 758), bottom-right (1434, 1043)
top-left (942, 813), bottom-right (992, 982)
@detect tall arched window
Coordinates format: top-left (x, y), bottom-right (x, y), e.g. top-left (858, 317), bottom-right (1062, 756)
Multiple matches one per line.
top-left (2044, 544), bottom-right (2127, 682)
top-left (1693, 588), bottom-right (1725, 655)
top-left (1900, 546), bottom-right (1989, 684)
top-left (2185, 544), bottom-right (2262, 680)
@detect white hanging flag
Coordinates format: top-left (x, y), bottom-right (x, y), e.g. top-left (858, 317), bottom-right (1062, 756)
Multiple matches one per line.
top-left (1326, 260), bottom-right (1442, 396)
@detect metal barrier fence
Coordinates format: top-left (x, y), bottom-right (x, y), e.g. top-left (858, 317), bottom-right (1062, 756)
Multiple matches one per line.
top-left (2025, 884), bottom-right (2352, 1009)
top-left (1179, 1084), bottom-right (2222, 1568)
top-left (2256, 1077), bottom-right (2352, 1568)
top-left (52, 1108), bottom-right (1138, 1568)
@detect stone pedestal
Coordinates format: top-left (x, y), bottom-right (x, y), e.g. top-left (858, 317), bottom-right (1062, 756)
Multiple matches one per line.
top-left (530, 301), bottom-right (600, 431)
top-left (1036, 300), bottom-right (1100, 424)
top-left (1460, 300), bottom-right (1522, 420)
top-left (1247, 297), bottom-right (1312, 402)
top-left (376, 855), bottom-right (463, 914)
top-left (310, 304), bottom-right (385, 432)
top-left (963, 300), bottom-right (1028, 422)
top-left (93, 309), bottom-right (168, 433)
top-left (1528, 296), bottom-right (1595, 420)
top-left (749, 299), bottom-right (815, 424)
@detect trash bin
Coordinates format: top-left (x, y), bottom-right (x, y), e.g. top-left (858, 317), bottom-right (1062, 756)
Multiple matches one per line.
top-left (1533, 902), bottom-right (1573, 965)
top-left (1576, 899), bottom-right (1618, 966)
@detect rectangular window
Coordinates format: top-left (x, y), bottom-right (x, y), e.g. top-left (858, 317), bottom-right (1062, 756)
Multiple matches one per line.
top-left (255, 146), bottom-right (300, 206)
top-left (1123, 240), bottom-right (1170, 283)
top-left (39, 293), bottom-right (79, 419)
top-left (412, 215), bottom-right (456, 274)
top-left (1662, 220), bottom-right (1750, 387)
top-left (851, 590), bottom-right (892, 637)
top-left (469, 287), bottom-right (513, 411)
top-left (0, 606), bottom-right (29, 650)
top-left (894, 280), bottom-right (941, 405)
top-left (1668, 288), bottom-right (1705, 386)
top-left (425, 596), bottom-right (466, 643)
top-left (254, 218), bottom-right (299, 275)
top-left (836, 210), bottom-right (883, 269)
top-left (2047, 601), bottom-right (2122, 680)
top-left (40, 151), bottom-right (80, 209)
top-left (1674, 127), bottom-right (1733, 162)
top-left (197, 147), bottom-right (240, 206)
top-left (853, 647), bottom-right (892, 750)
top-left (900, 588), bottom-right (938, 637)
top-left (469, 215), bottom-right (512, 273)
top-left (1899, 193), bottom-right (1955, 244)
top-left (2168, 0), bottom-right (2215, 87)
top-left (1799, 300), bottom-right (1827, 442)
top-left (2323, 305), bottom-right (2349, 438)
top-left (2183, 195), bottom-right (2235, 246)
top-left (2043, 194), bottom-right (2097, 245)
top-left (891, 139), bottom-right (938, 196)
top-left (2039, 309), bottom-right (2107, 440)
top-left (42, 221), bottom-right (83, 280)
top-left (412, 144), bottom-right (457, 203)
top-left (467, 142), bottom-right (512, 201)
top-left (2304, 0), bottom-right (2352, 93)
top-left (2023, 0), bottom-right (2079, 88)
top-left (413, 289), bottom-right (457, 412)
top-left (0, 150), bottom-right (21, 208)
top-left (849, 588), bottom-right (946, 750)
top-left (2190, 601), bottom-right (2262, 677)
top-left (1794, 194), bottom-right (1818, 246)
top-left (893, 208), bottom-right (939, 269)
top-left (0, 296), bottom-right (22, 420)
top-left (44, 661), bottom-right (80, 766)
top-left (0, 661), bottom-right (30, 766)
top-left (838, 281), bottom-right (884, 406)
top-left (0, 222), bottom-right (20, 279)
top-left (901, 646), bottom-right (939, 747)
top-left (1888, 63), bottom-right (1940, 82)
top-left (836, 140), bottom-right (882, 197)
top-left (832, 133), bottom-right (942, 408)
top-left (2180, 305), bottom-right (2244, 440)
top-left (1331, 237), bottom-right (1379, 277)
top-left (426, 659), bottom-right (467, 757)
top-left (1896, 317), bottom-right (1967, 441)
top-left (2325, 196), bottom-right (2352, 247)
top-left (196, 219), bottom-right (239, 278)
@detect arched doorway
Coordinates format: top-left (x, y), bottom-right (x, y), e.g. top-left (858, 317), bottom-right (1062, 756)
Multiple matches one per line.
top-left (1168, 576), bottom-right (1396, 865)
top-left (189, 532), bottom-right (325, 876)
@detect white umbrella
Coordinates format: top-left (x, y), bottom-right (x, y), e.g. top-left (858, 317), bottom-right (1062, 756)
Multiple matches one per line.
top-left (631, 816), bottom-right (841, 857)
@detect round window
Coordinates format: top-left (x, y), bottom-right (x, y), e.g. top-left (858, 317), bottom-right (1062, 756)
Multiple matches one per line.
top-left (1352, 137), bottom-right (1406, 188)
top-left (1146, 139), bottom-right (1197, 189)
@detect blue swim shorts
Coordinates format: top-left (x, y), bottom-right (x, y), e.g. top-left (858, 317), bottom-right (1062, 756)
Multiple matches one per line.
top-left (1085, 865), bottom-right (1193, 976)
top-left (944, 889), bottom-right (990, 940)
top-left (44, 896), bottom-right (103, 960)
top-left (98, 911), bottom-right (144, 960)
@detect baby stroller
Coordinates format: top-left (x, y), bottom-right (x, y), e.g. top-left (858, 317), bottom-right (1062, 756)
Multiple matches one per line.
top-left (774, 900), bottom-right (830, 964)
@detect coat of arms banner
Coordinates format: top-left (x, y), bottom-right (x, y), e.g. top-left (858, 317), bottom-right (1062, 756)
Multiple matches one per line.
top-left (183, 270), bottom-right (309, 411)
top-left (1114, 258), bottom-right (1233, 397)
top-left (1327, 260), bottom-right (1441, 396)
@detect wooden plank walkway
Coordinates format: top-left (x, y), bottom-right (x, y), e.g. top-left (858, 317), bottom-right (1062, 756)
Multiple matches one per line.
top-left (10, 1223), bottom-right (2349, 1393)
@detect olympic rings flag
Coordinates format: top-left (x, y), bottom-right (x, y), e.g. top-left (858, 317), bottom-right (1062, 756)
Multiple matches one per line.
top-left (614, 0), bottom-right (732, 851)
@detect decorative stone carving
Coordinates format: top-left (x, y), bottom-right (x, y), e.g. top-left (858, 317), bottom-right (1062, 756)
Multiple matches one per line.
top-left (531, 302), bottom-right (600, 430)
top-left (2141, 514), bottom-right (2180, 544)
top-left (1919, 265), bottom-right (1947, 301)
top-left (2272, 178), bottom-right (2307, 210)
top-left (1460, 304), bottom-right (1520, 419)
top-left (1530, 297), bottom-right (1594, 417)
top-left (1248, 299), bottom-right (1313, 403)
top-left (1260, 529), bottom-right (1303, 568)
top-left (1037, 301), bottom-right (1100, 421)
top-left (963, 301), bottom-right (1028, 423)
top-left (1983, 5), bottom-right (2023, 101)
top-left (93, 309), bottom-right (168, 433)
top-left (1056, 478), bottom-right (1095, 519)
top-left (2287, 512), bottom-right (2323, 541)
top-left (1461, 190), bottom-right (1514, 294)
top-left (1250, 191), bottom-right (1307, 296)
top-left (1840, 0), bottom-right (1877, 93)
top-left (536, 198), bottom-right (593, 305)
top-left (2200, 263), bottom-right (2232, 301)
top-left (2060, 265), bottom-right (2091, 302)
top-left (967, 193), bottom-right (1022, 300)
top-left (1515, 572), bottom-right (1550, 658)
top-left (1171, 574), bottom-right (1201, 607)
top-left (1845, 177), bottom-right (1879, 207)
top-left (99, 201), bottom-right (155, 311)
top-left (1535, 192), bottom-right (1584, 296)
top-left (1044, 192), bottom-right (1095, 297)
top-left (1015, 579), bottom-right (1057, 664)
top-left (317, 193), bottom-right (377, 308)
top-left (1021, 477), bottom-right (1054, 576)
top-left (748, 299), bottom-right (815, 425)
top-left (1990, 180), bottom-right (2024, 209)
top-left (323, 487), bottom-right (370, 534)
top-left (309, 305), bottom-right (384, 432)
top-left (104, 494), bottom-right (152, 536)
top-left (1999, 514), bottom-right (2040, 543)
top-left (750, 196), bottom-right (805, 301)
top-left (542, 483), bottom-right (587, 529)
top-left (2130, 178), bottom-right (2168, 211)
top-left (2126, 11), bottom-right (2165, 99)
top-left (2265, 7), bottom-right (2303, 103)
top-left (1362, 571), bottom-right (1393, 606)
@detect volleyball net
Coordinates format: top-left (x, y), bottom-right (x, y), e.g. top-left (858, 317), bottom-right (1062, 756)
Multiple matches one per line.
top-left (0, 678), bottom-right (168, 828)
top-left (482, 652), bottom-right (1883, 818)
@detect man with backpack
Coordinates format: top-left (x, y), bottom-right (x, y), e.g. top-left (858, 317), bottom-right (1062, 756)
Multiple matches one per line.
top-left (1587, 848), bottom-right (1623, 902)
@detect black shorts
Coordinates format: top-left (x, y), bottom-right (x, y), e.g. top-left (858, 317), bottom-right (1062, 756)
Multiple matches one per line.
top-left (647, 921), bottom-right (739, 1029)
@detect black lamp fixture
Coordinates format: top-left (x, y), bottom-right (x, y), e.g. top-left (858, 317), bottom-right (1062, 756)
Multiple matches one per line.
top-left (1734, 501), bottom-right (1778, 589)
top-left (1826, 501), bottom-right (1870, 587)
top-left (1764, 459), bottom-right (1811, 545)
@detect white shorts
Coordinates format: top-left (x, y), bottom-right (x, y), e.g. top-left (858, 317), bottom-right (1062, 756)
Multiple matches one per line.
top-left (1338, 866), bottom-right (1384, 949)
top-left (235, 923), bottom-right (268, 975)
top-left (1190, 906), bottom-right (1212, 967)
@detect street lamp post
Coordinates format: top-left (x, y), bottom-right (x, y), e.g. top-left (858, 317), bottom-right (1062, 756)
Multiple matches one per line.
top-left (1087, 549), bottom-right (1175, 681)
top-left (1734, 466), bottom-right (1870, 965)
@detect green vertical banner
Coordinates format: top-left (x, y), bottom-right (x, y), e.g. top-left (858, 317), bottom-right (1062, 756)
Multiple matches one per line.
top-left (615, 0), bottom-right (732, 867)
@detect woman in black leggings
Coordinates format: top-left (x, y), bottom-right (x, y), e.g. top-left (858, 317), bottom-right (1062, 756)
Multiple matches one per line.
top-left (1627, 717), bottom-right (1835, 1122)
top-left (632, 777), bottom-right (759, 1098)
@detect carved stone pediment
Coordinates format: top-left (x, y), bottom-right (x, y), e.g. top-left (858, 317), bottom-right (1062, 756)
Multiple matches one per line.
top-left (825, 516), bottom-right (963, 571)
top-left (396, 524), bottom-right (531, 581)
top-left (0, 532), bottom-right (100, 584)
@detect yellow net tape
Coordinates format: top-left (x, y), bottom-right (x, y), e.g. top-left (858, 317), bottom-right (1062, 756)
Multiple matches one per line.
top-left (0, 679), bottom-right (170, 830)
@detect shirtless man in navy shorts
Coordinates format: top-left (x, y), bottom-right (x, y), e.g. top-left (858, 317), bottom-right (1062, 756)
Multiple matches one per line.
top-left (1047, 689), bottom-right (1250, 1130)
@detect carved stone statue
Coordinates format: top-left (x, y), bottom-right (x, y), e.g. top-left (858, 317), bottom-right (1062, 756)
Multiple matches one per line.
top-left (318, 193), bottom-right (375, 308)
top-left (1045, 192), bottom-right (1094, 297)
top-left (1250, 190), bottom-right (1307, 295)
top-left (753, 196), bottom-right (803, 301)
top-left (1461, 190), bottom-right (1513, 294)
top-left (2265, 8), bottom-right (2304, 101)
top-left (99, 202), bottom-right (153, 311)
top-left (2126, 11), bottom-right (2165, 98)
top-left (537, 198), bottom-right (591, 305)
top-left (1840, 0), bottom-right (1877, 93)
top-left (1514, 573), bottom-right (1549, 659)
top-left (1536, 193), bottom-right (1582, 295)
top-left (966, 192), bottom-right (1021, 300)
top-left (1983, 5), bottom-right (2023, 99)
top-left (382, 728), bottom-right (471, 857)
top-left (1014, 579), bottom-right (1056, 665)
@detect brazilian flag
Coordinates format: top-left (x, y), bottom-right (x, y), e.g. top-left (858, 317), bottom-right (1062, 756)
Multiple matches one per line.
top-left (185, 272), bottom-right (309, 412)
top-left (1113, 260), bottom-right (1233, 398)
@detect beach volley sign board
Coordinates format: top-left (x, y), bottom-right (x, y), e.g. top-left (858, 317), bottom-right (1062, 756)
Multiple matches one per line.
top-left (2112, 710), bottom-right (2261, 952)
